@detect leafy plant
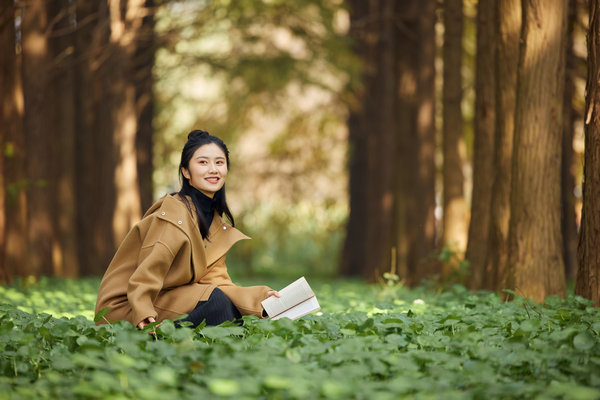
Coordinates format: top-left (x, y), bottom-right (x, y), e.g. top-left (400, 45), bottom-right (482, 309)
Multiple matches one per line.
top-left (1, 278), bottom-right (599, 399)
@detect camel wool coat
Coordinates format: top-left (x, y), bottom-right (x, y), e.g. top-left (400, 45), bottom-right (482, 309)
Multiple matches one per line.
top-left (94, 194), bottom-right (271, 327)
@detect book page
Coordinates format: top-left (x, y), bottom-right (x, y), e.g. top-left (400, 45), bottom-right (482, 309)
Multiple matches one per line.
top-left (261, 276), bottom-right (314, 317)
top-left (271, 296), bottom-right (320, 320)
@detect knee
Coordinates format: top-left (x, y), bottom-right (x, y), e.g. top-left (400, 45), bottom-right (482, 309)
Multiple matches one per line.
top-left (209, 287), bottom-right (231, 304)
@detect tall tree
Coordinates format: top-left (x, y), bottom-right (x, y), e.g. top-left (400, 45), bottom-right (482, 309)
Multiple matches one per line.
top-left (0, 0), bottom-right (15, 283)
top-left (135, 0), bottom-right (155, 213)
top-left (342, 0), bottom-right (437, 283)
top-left (466, 0), bottom-right (497, 289)
top-left (408, 0), bottom-right (438, 284)
top-left (506, 0), bottom-right (567, 301)
top-left (74, 0), bottom-right (114, 276)
top-left (576, 0), bottom-right (600, 306)
top-left (441, 0), bottom-right (468, 263)
top-left (1, 0), bottom-right (26, 282)
top-left (22, 0), bottom-right (55, 276)
top-left (393, 0), bottom-right (421, 280)
top-left (74, 0), bottom-right (153, 275)
top-left (562, 0), bottom-right (579, 282)
top-left (341, 0), bottom-right (397, 280)
top-left (48, 0), bottom-right (78, 277)
top-left (483, 0), bottom-right (521, 291)
top-left (106, 0), bottom-right (145, 244)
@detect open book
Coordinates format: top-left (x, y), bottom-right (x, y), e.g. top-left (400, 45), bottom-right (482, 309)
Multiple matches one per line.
top-left (261, 276), bottom-right (320, 320)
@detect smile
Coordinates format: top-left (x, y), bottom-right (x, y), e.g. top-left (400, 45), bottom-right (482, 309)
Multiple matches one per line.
top-left (205, 177), bottom-right (220, 184)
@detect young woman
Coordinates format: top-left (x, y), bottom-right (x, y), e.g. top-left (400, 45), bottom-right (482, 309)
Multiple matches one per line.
top-left (95, 130), bottom-right (279, 329)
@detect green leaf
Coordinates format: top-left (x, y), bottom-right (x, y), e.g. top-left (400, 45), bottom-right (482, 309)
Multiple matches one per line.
top-left (573, 331), bottom-right (596, 351)
top-left (285, 348), bottom-right (302, 363)
top-left (263, 375), bottom-right (293, 390)
top-left (50, 354), bottom-right (75, 371)
top-left (93, 307), bottom-right (110, 323)
top-left (208, 379), bottom-right (240, 396)
top-left (151, 367), bottom-right (178, 386)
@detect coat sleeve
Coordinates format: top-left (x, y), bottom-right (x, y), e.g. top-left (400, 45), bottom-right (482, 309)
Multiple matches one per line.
top-left (200, 255), bottom-right (271, 317)
top-left (127, 224), bottom-right (183, 326)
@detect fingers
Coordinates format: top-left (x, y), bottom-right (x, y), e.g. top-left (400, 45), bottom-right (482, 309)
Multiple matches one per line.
top-left (137, 317), bottom-right (157, 330)
top-left (266, 290), bottom-right (281, 298)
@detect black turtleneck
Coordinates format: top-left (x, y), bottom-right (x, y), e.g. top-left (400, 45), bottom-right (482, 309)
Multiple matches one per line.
top-left (189, 186), bottom-right (216, 228)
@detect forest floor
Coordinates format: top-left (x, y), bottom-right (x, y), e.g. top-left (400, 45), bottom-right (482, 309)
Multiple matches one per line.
top-left (1, 277), bottom-right (599, 399)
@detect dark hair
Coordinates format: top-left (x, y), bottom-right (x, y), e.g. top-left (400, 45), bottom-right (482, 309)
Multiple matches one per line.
top-left (176, 130), bottom-right (234, 238)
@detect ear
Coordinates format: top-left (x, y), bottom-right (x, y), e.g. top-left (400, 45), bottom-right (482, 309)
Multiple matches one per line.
top-left (181, 168), bottom-right (191, 180)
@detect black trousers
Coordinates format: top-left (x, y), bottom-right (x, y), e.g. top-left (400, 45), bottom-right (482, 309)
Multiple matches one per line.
top-left (178, 288), bottom-right (242, 328)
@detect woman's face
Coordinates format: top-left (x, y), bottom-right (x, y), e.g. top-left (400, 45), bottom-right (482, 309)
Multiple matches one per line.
top-left (182, 143), bottom-right (228, 198)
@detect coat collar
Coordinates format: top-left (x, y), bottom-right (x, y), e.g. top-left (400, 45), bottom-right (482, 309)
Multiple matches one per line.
top-left (204, 212), bottom-right (250, 267)
top-left (152, 194), bottom-right (250, 273)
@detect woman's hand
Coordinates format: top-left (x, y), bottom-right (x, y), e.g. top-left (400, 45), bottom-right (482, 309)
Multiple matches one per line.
top-left (137, 316), bottom-right (157, 330)
top-left (262, 290), bottom-right (281, 318)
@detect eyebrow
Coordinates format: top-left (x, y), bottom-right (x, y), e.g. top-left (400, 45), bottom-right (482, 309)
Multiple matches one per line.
top-left (195, 155), bottom-right (226, 159)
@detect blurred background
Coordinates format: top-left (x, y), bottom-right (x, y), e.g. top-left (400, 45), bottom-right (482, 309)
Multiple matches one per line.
top-left (0, 0), bottom-right (592, 300)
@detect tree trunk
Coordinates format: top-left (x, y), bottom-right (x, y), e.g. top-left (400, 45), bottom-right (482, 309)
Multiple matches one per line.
top-left (341, 0), bottom-right (370, 275)
top-left (2, 1), bottom-right (26, 281)
top-left (562, 0), bottom-right (579, 282)
top-left (576, 0), bottom-right (600, 306)
top-left (47, 0), bottom-right (79, 277)
top-left (135, 0), bottom-right (155, 212)
top-left (507, 0), bottom-right (567, 302)
top-left (341, 0), bottom-right (397, 281)
top-left (22, 0), bottom-right (54, 277)
top-left (107, 0), bottom-right (144, 245)
top-left (484, 0), bottom-right (521, 292)
top-left (407, 0), bottom-right (438, 285)
top-left (466, 0), bottom-right (496, 290)
top-left (393, 0), bottom-right (420, 281)
top-left (442, 0), bottom-right (468, 263)
top-left (75, 0), bottom-right (116, 275)
top-left (0, 0), bottom-right (17, 283)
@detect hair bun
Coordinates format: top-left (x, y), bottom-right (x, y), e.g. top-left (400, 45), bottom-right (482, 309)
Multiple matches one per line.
top-left (188, 130), bottom-right (210, 139)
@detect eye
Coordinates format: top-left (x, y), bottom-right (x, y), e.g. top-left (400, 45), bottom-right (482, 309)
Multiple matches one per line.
top-left (216, 160), bottom-right (225, 165)
top-left (198, 160), bottom-right (207, 165)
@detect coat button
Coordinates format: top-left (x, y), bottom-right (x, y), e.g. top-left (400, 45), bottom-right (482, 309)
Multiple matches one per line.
top-left (178, 221), bottom-right (182, 225)
top-left (161, 212), bottom-right (166, 216)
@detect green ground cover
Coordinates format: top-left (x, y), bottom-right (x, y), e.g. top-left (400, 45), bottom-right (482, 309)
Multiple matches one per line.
top-left (1, 277), bottom-right (599, 399)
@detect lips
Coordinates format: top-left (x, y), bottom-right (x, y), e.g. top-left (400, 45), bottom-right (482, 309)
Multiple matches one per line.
top-left (205, 177), bottom-right (220, 184)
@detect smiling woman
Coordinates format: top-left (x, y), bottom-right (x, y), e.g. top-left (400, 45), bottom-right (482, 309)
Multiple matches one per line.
top-left (95, 130), bottom-right (279, 330)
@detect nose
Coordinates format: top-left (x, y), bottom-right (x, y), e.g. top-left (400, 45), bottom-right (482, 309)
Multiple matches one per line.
top-left (208, 161), bottom-right (218, 173)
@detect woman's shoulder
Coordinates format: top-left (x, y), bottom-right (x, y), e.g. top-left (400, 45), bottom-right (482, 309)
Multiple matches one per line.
top-left (142, 194), bottom-right (195, 225)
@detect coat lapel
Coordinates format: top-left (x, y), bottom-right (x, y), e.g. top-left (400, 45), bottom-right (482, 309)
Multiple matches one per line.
top-left (203, 212), bottom-right (250, 267)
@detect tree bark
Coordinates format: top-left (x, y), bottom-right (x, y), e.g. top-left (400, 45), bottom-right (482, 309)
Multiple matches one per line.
top-left (466, 0), bottom-right (496, 290)
top-left (393, 0), bottom-right (420, 281)
top-left (2, 1), bottom-right (26, 282)
top-left (339, 0), bottom-right (368, 277)
top-left (484, 0), bottom-right (521, 291)
top-left (576, 0), bottom-right (600, 306)
top-left (507, 0), bottom-right (567, 302)
top-left (407, 0), bottom-right (438, 285)
top-left (135, 0), bottom-right (155, 212)
top-left (107, 0), bottom-right (144, 245)
top-left (562, 0), bottom-right (579, 282)
top-left (47, 0), bottom-right (79, 277)
top-left (442, 0), bottom-right (468, 262)
top-left (341, 0), bottom-right (370, 275)
top-left (0, 0), bottom-right (17, 283)
top-left (22, 0), bottom-right (55, 277)
top-left (75, 0), bottom-right (116, 275)
top-left (341, 0), bottom-right (397, 281)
